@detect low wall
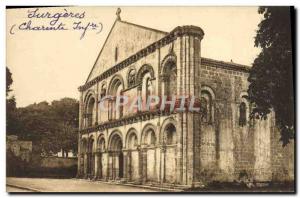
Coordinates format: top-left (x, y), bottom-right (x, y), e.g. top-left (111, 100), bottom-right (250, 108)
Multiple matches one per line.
top-left (40, 157), bottom-right (77, 168)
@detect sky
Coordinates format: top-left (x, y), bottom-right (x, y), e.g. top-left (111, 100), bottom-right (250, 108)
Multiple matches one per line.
top-left (6, 6), bottom-right (262, 107)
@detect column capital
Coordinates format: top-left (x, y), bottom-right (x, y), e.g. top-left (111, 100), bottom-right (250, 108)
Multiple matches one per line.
top-left (160, 145), bottom-right (166, 152)
top-left (160, 74), bottom-right (168, 82)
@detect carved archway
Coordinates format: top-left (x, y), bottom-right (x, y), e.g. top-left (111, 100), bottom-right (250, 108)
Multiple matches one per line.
top-left (136, 64), bottom-right (155, 84)
top-left (108, 131), bottom-right (124, 179)
top-left (108, 75), bottom-right (125, 96)
top-left (160, 54), bottom-right (176, 75)
top-left (87, 136), bottom-right (95, 177)
top-left (200, 85), bottom-right (216, 123)
top-left (141, 124), bottom-right (157, 182)
top-left (125, 128), bottom-right (139, 181)
top-left (107, 75), bottom-right (125, 120)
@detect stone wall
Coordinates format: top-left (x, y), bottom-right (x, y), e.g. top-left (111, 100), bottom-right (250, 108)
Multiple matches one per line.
top-left (40, 157), bottom-right (78, 169)
top-left (198, 61), bottom-right (294, 183)
top-left (7, 135), bottom-right (32, 163)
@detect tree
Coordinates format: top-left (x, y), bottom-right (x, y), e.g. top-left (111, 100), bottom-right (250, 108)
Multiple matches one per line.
top-left (15, 98), bottom-right (79, 156)
top-left (6, 67), bottom-right (13, 96)
top-left (247, 7), bottom-right (294, 146)
top-left (6, 67), bottom-right (18, 135)
top-left (6, 67), bottom-right (79, 156)
top-left (17, 101), bottom-right (54, 154)
top-left (50, 98), bottom-right (79, 156)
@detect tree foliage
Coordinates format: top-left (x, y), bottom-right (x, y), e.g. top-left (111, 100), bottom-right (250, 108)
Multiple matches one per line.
top-left (248, 7), bottom-right (294, 146)
top-left (15, 99), bottom-right (79, 156)
top-left (6, 67), bottom-right (13, 96)
top-left (6, 67), bottom-right (18, 135)
top-left (6, 67), bottom-right (79, 156)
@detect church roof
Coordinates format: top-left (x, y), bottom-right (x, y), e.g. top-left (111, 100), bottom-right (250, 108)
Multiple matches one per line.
top-left (201, 57), bottom-right (251, 72)
top-left (120, 20), bottom-right (168, 35)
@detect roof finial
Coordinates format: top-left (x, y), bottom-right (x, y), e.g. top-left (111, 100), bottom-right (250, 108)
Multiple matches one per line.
top-left (116, 8), bottom-right (121, 20)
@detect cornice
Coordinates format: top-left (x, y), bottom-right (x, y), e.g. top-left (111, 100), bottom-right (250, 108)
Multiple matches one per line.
top-left (201, 58), bottom-right (251, 73)
top-left (79, 110), bottom-right (176, 134)
top-left (78, 25), bottom-right (205, 92)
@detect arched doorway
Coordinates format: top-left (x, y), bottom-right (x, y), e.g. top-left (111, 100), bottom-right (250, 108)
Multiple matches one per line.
top-left (109, 133), bottom-right (124, 180)
top-left (126, 130), bottom-right (139, 181)
top-left (142, 125), bottom-right (157, 182)
top-left (81, 138), bottom-right (87, 176)
top-left (87, 137), bottom-right (95, 177)
top-left (163, 123), bottom-right (177, 183)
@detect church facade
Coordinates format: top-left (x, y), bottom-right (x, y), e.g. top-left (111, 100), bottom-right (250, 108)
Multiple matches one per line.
top-left (77, 13), bottom-right (294, 187)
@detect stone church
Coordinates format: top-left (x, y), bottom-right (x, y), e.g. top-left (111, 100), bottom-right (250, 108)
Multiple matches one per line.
top-left (77, 10), bottom-right (294, 187)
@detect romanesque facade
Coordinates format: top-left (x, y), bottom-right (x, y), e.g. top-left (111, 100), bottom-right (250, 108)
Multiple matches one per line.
top-left (77, 13), bottom-right (294, 187)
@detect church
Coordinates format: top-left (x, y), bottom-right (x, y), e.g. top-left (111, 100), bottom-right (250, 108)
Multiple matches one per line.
top-left (77, 9), bottom-right (294, 187)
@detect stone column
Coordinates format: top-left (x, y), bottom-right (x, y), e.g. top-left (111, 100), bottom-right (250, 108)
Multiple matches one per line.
top-left (84, 153), bottom-right (88, 178)
top-left (91, 153), bottom-right (95, 178)
top-left (109, 152), bottom-right (113, 180)
top-left (122, 149), bottom-right (128, 181)
top-left (94, 152), bottom-right (99, 179)
top-left (98, 152), bottom-right (103, 179)
top-left (77, 92), bottom-right (84, 177)
top-left (142, 147), bottom-right (148, 183)
top-left (137, 146), bottom-right (143, 184)
top-left (127, 150), bottom-right (132, 181)
top-left (95, 82), bottom-right (99, 124)
top-left (175, 26), bottom-right (204, 186)
top-left (108, 100), bottom-right (111, 120)
top-left (104, 150), bottom-right (110, 181)
top-left (86, 152), bottom-right (91, 178)
top-left (137, 86), bottom-right (142, 113)
top-left (160, 74), bottom-right (167, 97)
top-left (160, 145), bottom-right (166, 183)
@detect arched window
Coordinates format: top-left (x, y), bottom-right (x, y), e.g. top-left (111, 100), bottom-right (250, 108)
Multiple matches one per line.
top-left (143, 128), bottom-right (156, 146)
top-left (108, 76), bottom-right (124, 120)
top-left (169, 69), bottom-right (177, 95)
top-left (142, 73), bottom-right (153, 105)
top-left (200, 96), bottom-right (208, 122)
top-left (162, 60), bottom-right (177, 97)
top-left (115, 47), bottom-right (118, 62)
top-left (81, 138), bottom-right (87, 154)
top-left (86, 97), bottom-right (95, 127)
top-left (97, 137), bottom-right (105, 152)
top-left (116, 85), bottom-right (123, 118)
top-left (238, 94), bottom-right (249, 127)
top-left (146, 77), bottom-right (152, 100)
top-left (239, 102), bottom-right (247, 126)
top-left (127, 132), bottom-right (138, 149)
top-left (137, 65), bottom-right (155, 108)
top-left (200, 90), bottom-right (213, 123)
top-left (165, 124), bottom-right (176, 145)
top-left (127, 69), bottom-right (136, 88)
top-left (88, 138), bottom-right (94, 153)
top-left (100, 84), bottom-right (106, 99)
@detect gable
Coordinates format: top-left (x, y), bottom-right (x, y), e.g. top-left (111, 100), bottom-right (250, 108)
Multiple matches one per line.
top-left (86, 20), bottom-right (167, 82)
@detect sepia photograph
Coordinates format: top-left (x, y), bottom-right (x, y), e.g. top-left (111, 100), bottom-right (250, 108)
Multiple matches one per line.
top-left (5, 5), bottom-right (295, 193)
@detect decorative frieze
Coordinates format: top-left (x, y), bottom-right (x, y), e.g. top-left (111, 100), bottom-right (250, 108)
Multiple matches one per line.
top-left (78, 26), bottom-right (205, 92)
top-left (201, 58), bottom-right (250, 73)
top-left (80, 109), bottom-right (176, 134)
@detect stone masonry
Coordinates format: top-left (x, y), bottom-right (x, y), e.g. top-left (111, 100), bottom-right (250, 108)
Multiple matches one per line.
top-left (77, 13), bottom-right (294, 187)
